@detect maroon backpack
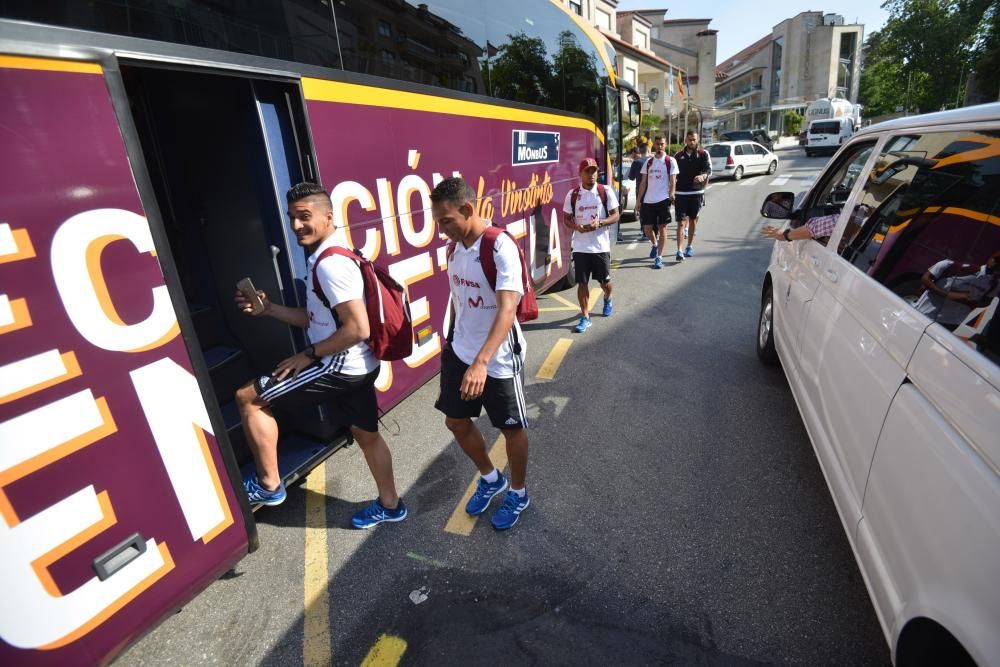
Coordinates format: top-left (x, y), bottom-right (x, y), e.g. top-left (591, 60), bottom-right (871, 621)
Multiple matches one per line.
top-left (447, 226), bottom-right (539, 323)
top-left (311, 246), bottom-right (414, 361)
top-left (569, 183), bottom-right (608, 218)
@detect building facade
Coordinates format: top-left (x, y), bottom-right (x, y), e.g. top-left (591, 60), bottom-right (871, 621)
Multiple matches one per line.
top-left (715, 11), bottom-right (863, 136)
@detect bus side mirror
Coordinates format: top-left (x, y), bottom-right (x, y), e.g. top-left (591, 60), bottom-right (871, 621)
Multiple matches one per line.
top-left (627, 91), bottom-right (640, 128)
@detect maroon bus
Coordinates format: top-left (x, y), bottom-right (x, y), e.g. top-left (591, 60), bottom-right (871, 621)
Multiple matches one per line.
top-left (0, 1), bottom-right (638, 664)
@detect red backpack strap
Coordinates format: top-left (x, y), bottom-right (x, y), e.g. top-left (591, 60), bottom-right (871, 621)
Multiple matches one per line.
top-left (478, 226), bottom-right (503, 291)
top-left (570, 186), bottom-right (580, 218)
top-left (311, 245), bottom-right (359, 312)
top-left (596, 183), bottom-right (607, 214)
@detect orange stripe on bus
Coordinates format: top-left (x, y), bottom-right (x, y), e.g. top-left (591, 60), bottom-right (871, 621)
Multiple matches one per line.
top-left (31, 492), bottom-right (118, 597)
top-left (0, 55), bottom-right (102, 74)
top-left (0, 228), bottom-right (37, 264)
top-left (0, 298), bottom-right (32, 335)
top-left (197, 425), bottom-right (235, 544)
top-left (38, 542), bottom-right (176, 650)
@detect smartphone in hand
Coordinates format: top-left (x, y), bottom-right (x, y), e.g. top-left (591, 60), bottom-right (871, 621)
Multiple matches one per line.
top-left (236, 277), bottom-right (265, 315)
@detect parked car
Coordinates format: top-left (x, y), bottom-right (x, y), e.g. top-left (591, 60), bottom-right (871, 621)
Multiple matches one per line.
top-left (755, 103), bottom-right (1000, 667)
top-left (619, 158), bottom-right (637, 220)
top-left (805, 117), bottom-right (855, 156)
top-left (706, 141), bottom-right (778, 180)
top-left (720, 128), bottom-right (774, 151)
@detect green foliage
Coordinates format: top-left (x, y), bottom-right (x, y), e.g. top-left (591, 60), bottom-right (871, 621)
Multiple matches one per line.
top-left (860, 0), bottom-right (998, 115)
top-left (784, 111), bottom-right (804, 136)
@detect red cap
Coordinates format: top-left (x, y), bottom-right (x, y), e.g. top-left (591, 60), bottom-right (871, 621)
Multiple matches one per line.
top-left (578, 157), bottom-right (599, 172)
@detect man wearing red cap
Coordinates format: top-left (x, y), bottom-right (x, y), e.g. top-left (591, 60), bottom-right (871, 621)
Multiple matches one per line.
top-left (562, 157), bottom-right (620, 333)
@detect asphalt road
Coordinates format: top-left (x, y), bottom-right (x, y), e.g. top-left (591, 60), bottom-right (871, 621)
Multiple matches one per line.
top-left (118, 147), bottom-right (892, 667)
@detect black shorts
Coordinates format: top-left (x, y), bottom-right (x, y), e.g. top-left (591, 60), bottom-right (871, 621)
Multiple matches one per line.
top-left (573, 251), bottom-right (611, 285)
top-left (435, 346), bottom-right (528, 430)
top-left (675, 194), bottom-right (703, 221)
top-left (640, 199), bottom-right (672, 230)
top-left (255, 362), bottom-right (380, 433)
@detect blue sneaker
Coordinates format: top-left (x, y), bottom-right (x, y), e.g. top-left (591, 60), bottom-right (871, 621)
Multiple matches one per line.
top-left (244, 475), bottom-right (287, 506)
top-left (653, 256), bottom-right (662, 269)
top-left (351, 498), bottom-right (407, 529)
top-left (491, 490), bottom-right (530, 530)
top-left (465, 472), bottom-right (508, 516)
top-left (648, 245), bottom-right (658, 259)
top-left (602, 298), bottom-right (613, 317)
top-left (675, 251), bottom-right (685, 261)
top-left (574, 316), bottom-right (592, 333)
top-left (685, 245), bottom-right (694, 257)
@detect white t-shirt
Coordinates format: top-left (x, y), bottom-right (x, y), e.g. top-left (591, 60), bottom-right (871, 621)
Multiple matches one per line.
top-left (640, 154), bottom-right (678, 204)
top-left (563, 184), bottom-right (620, 254)
top-left (448, 229), bottom-right (525, 378)
top-left (914, 260), bottom-right (997, 327)
top-left (306, 236), bottom-right (379, 375)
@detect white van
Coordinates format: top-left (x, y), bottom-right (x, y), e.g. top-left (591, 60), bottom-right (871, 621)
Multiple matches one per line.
top-left (756, 103), bottom-right (1000, 666)
top-left (805, 116), bottom-right (854, 156)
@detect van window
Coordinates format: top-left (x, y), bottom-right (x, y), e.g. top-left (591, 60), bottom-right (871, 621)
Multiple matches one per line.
top-left (707, 144), bottom-right (730, 157)
top-left (752, 144), bottom-right (768, 155)
top-left (840, 130), bottom-right (1000, 366)
top-left (811, 121), bottom-right (841, 135)
top-left (796, 140), bottom-right (877, 243)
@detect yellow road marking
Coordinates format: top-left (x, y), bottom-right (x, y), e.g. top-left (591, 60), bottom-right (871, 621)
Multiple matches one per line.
top-left (444, 436), bottom-right (509, 536)
top-left (303, 464), bottom-right (331, 667)
top-left (361, 634), bottom-right (407, 667)
top-left (547, 292), bottom-right (578, 309)
top-left (536, 338), bottom-right (573, 380)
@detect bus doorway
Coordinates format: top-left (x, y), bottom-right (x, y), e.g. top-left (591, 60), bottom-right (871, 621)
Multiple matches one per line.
top-left (120, 64), bottom-right (350, 491)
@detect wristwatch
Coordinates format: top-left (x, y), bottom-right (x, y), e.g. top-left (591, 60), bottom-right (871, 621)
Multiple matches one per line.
top-left (304, 344), bottom-right (320, 361)
top-left (783, 228), bottom-right (792, 241)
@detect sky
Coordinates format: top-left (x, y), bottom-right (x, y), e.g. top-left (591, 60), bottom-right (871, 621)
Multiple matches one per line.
top-left (614, 1), bottom-right (890, 62)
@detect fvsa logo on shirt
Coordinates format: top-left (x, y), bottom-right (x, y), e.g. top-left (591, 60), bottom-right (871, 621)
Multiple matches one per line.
top-left (512, 130), bottom-right (560, 166)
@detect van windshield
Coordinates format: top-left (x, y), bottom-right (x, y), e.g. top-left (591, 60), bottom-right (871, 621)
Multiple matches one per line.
top-left (811, 121), bottom-right (841, 135)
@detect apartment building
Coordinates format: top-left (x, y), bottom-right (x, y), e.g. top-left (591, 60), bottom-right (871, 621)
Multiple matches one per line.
top-left (715, 11), bottom-right (863, 136)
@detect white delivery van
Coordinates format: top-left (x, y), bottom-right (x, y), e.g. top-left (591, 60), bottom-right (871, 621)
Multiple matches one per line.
top-left (805, 116), bottom-right (854, 156)
top-left (756, 103), bottom-right (1000, 666)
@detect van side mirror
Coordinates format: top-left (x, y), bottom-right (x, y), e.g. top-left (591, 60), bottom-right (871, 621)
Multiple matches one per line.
top-left (761, 192), bottom-right (795, 219)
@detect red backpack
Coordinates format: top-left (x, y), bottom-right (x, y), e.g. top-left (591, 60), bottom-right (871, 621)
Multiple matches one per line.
top-left (569, 183), bottom-right (608, 218)
top-left (311, 246), bottom-right (414, 361)
top-left (447, 226), bottom-right (539, 323)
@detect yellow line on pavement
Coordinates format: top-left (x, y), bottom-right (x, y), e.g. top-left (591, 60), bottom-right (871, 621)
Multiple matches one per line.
top-left (537, 305), bottom-right (578, 312)
top-left (536, 338), bottom-right (573, 380)
top-left (547, 292), bottom-right (578, 309)
top-left (360, 634), bottom-right (407, 667)
top-left (444, 435), bottom-right (509, 536)
top-left (303, 463), bottom-right (331, 667)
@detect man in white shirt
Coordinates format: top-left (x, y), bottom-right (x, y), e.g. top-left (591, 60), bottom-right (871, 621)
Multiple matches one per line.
top-left (635, 135), bottom-right (678, 269)
top-left (234, 182), bottom-right (405, 529)
top-left (914, 254), bottom-right (1000, 330)
top-left (562, 157), bottom-right (620, 333)
top-left (431, 177), bottom-right (531, 530)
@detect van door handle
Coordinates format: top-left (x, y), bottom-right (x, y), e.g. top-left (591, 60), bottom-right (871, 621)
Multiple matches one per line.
top-left (824, 269), bottom-right (838, 283)
top-left (809, 255), bottom-right (820, 268)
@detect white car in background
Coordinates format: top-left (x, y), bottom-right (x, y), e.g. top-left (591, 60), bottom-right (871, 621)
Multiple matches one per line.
top-left (618, 158), bottom-right (637, 220)
top-left (706, 141), bottom-right (778, 180)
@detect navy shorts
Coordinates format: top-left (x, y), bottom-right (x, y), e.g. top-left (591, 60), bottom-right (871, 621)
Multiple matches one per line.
top-left (435, 346), bottom-right (528, 430)
top-left (573, 251), bottom-right (611, 285)
top-left (675, 194), bottom-right (703, 221)
top-left (640, 199), bottom-right (672, 231)
top-left (255, 362), bottom-right (380, 433)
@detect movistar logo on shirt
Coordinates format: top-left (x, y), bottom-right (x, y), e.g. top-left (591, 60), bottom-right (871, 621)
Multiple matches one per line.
top-left (512, 130), bottom-right (560, 165)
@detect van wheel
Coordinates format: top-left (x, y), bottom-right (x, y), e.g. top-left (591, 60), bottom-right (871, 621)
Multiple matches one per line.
top-left (767, 160), bottom-right (777, 175)
top-left (733, 166), bottom-right (744, 181)
top-left (757, 289), bottom-right (779, 365)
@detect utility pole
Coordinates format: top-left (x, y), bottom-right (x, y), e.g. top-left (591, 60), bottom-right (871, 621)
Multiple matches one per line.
top-left (955, 63), bottom-right (965, 109)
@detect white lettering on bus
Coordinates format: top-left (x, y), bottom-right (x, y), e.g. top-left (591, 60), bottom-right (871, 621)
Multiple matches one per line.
top-left (131, 358), bottom-right (231, 543)
top-left (50, 209), bottom-right (179, 353)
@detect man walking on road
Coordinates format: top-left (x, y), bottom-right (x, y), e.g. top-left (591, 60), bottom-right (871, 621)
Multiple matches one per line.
top-left (431, 177), bottom-right (531, 530)
top-left (234, 182), bottom-right (406, 529)
top-left (562, 157), bottom-right (620, 333)
top-left (635, 136), bottom-right (678, 269)
top-left (673, 130), bottom-right (712, 260)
